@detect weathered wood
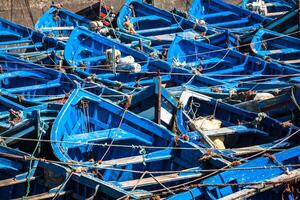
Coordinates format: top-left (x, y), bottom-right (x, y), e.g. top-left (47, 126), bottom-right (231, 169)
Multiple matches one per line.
top-left (120, 172), bottom-right (203, 189)
top-left (37, 26), bottom-right (74, 31)
top-left (101, 155), bottom-right (144, 167)
top-left (183, 112), bottom-right (216, 148)
top-left (220, 168), bottom-right (300, 200)
top-left (0, 176), bottom-right (37, 187)
top-left (12, 190), bottom-right (72, 200)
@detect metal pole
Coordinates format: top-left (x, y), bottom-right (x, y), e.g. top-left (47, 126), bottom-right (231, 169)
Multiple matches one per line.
top-left (155, 72), bottom-right (161, 124)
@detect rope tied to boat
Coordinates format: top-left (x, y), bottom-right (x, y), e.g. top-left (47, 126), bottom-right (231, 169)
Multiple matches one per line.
top-left (51, 2), bottom-right (62, 9)
top-left (230, 160), bottom-right (242, 167)
top-left (69, 167), bottom-right (87, 173)
top-left (263, 153), bottom-right (290, 174)
top-left (282, 121), bottom-right (293, 128)
top-left (199, 149), bottom-right (222, 162)
top-left (57, 92), bottom-right (70, 104)
top-left (86, 74), bottom-right (97, 82)
top-left (123, 16), bottom-right (136, 35)
top-left (150, 195), bottom-right (161, 200)
top-left (124, 95), bottom-right (132, 109)
top-left (8, 109), bottom-right (22, 125)
top-left (211, 87), bottom-right (222, 93)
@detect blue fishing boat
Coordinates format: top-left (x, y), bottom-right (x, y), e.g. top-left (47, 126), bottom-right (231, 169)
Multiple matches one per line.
top-left (0, 52), bottom-right (130, 106)
top-left (0, 91), bottom-right (49, 154)
top-left (0, 145), bottom-right (131, 199)
top-left (240, 8), bottom-right (300, 45)
top-left (35, 4), bottom-right (91, 40)
top-left (264, 8), bottom-right (300, 35)
top-left (251, 29), bottom-right (300, 67)
top-left (117, 0), bottom-right (218, 45)
top-left (166, 145), bottom-right (300, 199)
top-left (0, 146), bottom-right (72, 199)
top-left (166, 36), bottom-right (300, 101)
top-left (176, 90), bottom-right (299, 154)
top-left (64, 26), bottom-right (171, 88)
top-left (188, 0), bottom-right (272, 33)
top-left (0, 17), bottom-right (65, 68)
top-left (0, 53), bottom-right (80, 103)
top-left (243, 0), bottom-right (297, 18)
top-left (51, 89), bottom-right (231, 193)
top-left (167, 36), bottom-right (242, 72)
top-left (237, 85), bottom-right (300, 126)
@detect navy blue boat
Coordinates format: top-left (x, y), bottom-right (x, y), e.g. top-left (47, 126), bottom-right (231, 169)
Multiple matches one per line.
top-left (0, 145), bottom-right (135, 199)
top-left (188, 0), bottom-right (272, 33)
top-left (0, 91), bottom-right (49, 155)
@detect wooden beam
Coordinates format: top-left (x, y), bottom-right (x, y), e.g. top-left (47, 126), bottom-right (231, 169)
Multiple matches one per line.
top-left (220, 168), bottom-right (300, 200)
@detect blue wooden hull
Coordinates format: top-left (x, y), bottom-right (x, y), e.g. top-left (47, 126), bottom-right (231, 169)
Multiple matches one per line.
top-left (0, 17), bottom-right (65, 68)
top-left (0, 146), bottom-right (71, 199)
top-left (237, 85), bottom-right (300, 125)
top-left (35, 5), bottom-right (91, 40)
top-left (51, 88), bottom-right (230, 193)
top-left (251, 28), bottom-right (300, 68)
top-left (0, 53), bottom-right (79, 103)
top-left (64, 26), bottom-right (172, 88)
top-left (243, 0), bottom-right (297, 18)
top-left (117, 0), bottom-right (218, 46)
top-left (177, 90), bottom-right (300, 155)
top-left (166, 36), bottom-right (300, 101)
top-left (167, 145), bottom-right (300, 199)
top-left (188, 0), bottom-right (272, 33)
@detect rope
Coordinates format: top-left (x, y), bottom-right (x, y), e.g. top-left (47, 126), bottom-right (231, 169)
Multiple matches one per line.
top-left (146, 127), bottom-right (300, 195)
top-left (0, 135), bottom-right (291, 152)
top-left (99, 108), bottom-right (128, 162)
top-left (22, 115), bottom-right (44, 199)
top-left (1, 151), bottom-right (300, 175)
top-left (118, 171), bottom-right (148, 200)
top-left (1, 30), bottom-right (299, 70)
